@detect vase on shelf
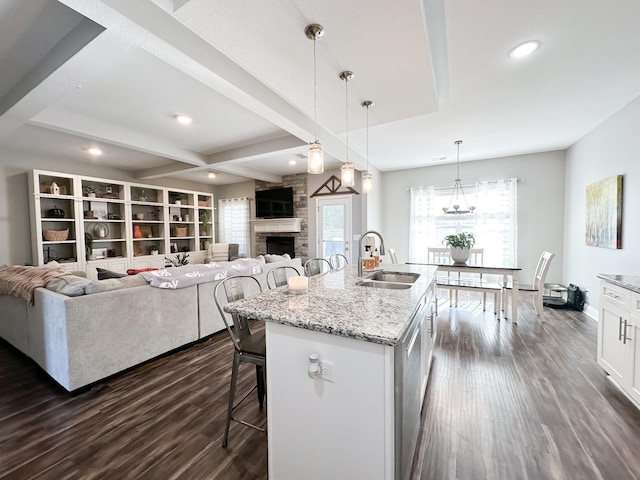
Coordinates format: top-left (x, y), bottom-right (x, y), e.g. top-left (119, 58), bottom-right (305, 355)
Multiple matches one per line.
top-left (133, 225), bottom-right (143, 239)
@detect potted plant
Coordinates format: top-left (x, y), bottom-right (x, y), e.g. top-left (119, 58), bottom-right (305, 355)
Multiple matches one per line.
top-left (165, 252), bottom-right (189, 267)
top-left (83, 185), bottom-right (96, 198)
top-left (170, 192), bottom-right (183, 205)
top-left (443, 232), bottom-right (475, 264)
top-left (199, 210), bottom-right (211, 236)
top-left (149, 245), bottom-right (159, 255)
top-left (85, 232), bottom-right (93, 260)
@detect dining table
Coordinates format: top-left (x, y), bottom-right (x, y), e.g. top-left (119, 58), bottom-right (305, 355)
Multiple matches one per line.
top-left (411, 262), bottom-right (522, 323)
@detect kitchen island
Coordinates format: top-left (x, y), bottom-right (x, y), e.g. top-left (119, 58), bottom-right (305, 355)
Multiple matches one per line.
top-left (225, 263), bottom-right (437, 480)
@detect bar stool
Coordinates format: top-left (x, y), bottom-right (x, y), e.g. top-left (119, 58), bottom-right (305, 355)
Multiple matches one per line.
top-left (267, 265), bottom-right (301, 289)
top-left (329, 253), bottom-right (349, 271)
top-left (304, 258), bottom-right (332, 276)
top-left (214, 275), bottom-right (265, 447)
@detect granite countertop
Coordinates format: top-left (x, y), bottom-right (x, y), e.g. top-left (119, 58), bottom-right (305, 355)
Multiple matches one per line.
top-left (224, 263), bottom-right (437, 346)
top-left (597, 274), bottom-right (640, 294)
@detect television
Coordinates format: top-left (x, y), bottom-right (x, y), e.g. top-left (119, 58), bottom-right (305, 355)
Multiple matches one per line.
top-left (255, 187), bottom-right (294, 218)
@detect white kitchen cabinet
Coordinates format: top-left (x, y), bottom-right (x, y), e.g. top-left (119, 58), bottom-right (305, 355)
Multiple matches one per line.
top-left (598, 279), bottom-right (640, 407)
top-left (264, 281), bottom-right (435, 480)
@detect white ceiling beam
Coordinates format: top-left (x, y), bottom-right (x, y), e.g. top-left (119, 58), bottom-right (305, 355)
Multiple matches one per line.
top-left (97, 0), bottom-right (367, 170)
top-left (30, 108), bottom-right (208, 167)
top-left (206, 135), bottom-right (305, 164)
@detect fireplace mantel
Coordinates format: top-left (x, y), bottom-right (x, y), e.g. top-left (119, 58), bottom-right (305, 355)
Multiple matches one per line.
top-left (251, 218), bottom-right (302, 233)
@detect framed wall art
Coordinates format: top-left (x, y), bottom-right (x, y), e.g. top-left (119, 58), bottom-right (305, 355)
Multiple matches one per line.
top-left (585, 175), bottom-right (623, 249)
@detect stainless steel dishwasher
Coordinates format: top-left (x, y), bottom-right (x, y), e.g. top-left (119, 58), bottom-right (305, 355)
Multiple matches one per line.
top-left (394, 295), bottom-right (427, 480)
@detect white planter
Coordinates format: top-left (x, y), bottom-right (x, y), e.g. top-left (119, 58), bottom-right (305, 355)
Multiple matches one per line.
top-left (450, 247), bottom-right (470, 264)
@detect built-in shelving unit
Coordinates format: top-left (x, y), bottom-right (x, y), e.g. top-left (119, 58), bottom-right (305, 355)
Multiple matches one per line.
top-left (29, 170), bottom-right (215, 276)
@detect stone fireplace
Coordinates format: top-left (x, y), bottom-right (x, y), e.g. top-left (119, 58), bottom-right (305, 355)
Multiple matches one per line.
top-left (253, 173), bottom-right (308, 261)
top-left (266, 236), bottom-right (295, 257)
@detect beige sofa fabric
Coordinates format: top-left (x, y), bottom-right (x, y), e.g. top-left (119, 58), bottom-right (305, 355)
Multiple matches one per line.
top-left (0, 257), bottom-right (303, 392)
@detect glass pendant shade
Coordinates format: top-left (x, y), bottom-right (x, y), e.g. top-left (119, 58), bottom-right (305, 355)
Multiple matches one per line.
top-left (308, 142), bottom-right (324, 174)
top-left (362, 173), bottom-right (373, 193)
top-left (341, 162), bottom-right (355, 187)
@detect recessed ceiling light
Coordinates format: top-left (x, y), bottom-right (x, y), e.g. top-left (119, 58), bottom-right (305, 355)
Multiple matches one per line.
top-left (288, 159), bottom-right (297, 165)
top-left (87, 147), bottom-right (103, 156)
top-left (509, 40), bottom-right (540, 59)
top-left (207, 171), bottom-right (216, 178)
top-left (175, 114), bottom-right (193, 125)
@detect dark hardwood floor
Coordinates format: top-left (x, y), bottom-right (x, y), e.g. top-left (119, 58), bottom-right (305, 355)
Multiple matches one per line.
top-left (1, 295), bottom-right (640, 479)
top-left (417, 294), bottom-right (640, 480)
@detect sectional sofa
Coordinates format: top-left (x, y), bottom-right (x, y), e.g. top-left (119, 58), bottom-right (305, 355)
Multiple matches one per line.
top-left (0, 257), bottom-right (302, 392)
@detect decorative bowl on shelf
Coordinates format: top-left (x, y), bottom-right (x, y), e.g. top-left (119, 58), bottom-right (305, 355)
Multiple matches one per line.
top-left (43, 229), bottom-right (69, 241)
top-left (47, 206), bottom-right (65, 218)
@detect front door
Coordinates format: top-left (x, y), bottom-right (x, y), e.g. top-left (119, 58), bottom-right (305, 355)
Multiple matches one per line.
top-left (316, 195), bottom-right (352, 263)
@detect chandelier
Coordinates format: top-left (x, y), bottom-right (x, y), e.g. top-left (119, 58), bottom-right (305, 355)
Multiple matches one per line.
top-left (361, 100), bottom-right (373, 193)
top-left (443, 140), bottom-right (475, 214)
top-left (305, 24), bottom-right (325, 174)
top-left (339, 70), bottom-right (355, 187)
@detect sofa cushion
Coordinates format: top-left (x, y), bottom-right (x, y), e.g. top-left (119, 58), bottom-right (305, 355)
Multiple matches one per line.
top-left (45, 275), bottom-right (93, 297)
top-left (96, 268), bottom-right (127, 280)
top-left (85, 274), bottom-right (148, 294)
top-left (264, 253), bottom-right (291, 263)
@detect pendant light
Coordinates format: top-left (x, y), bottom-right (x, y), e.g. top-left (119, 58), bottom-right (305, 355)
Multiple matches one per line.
top-left (361, 100), bottom-right (374, 193)
top-left (443, 140), bottom-right (475, 214)
top-left (339, 70), bottom-right (355, 187)
top-left (305, 24), bottom-right (325, 174)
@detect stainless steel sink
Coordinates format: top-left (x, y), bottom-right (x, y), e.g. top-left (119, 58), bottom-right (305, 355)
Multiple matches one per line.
top-left (356, 279), bottom-right (413, 290)
top-left (365, 271), bottom-right (420, 284)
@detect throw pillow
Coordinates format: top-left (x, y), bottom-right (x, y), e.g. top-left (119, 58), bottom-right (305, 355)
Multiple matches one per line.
top-left (264, 253), bottom-right (291, 263)
top-left (96, 267), bottom-right (127, 280)
top-left (85, 274), bottom-right (148, 294)
top-left (255, 255), bottom-right (266, 264)
top-left (126, 267), bottom-right (158, 275)
top-left (45, 275), bottom-right (93, 296)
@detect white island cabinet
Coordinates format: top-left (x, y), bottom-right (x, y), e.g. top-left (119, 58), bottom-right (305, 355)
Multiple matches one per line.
top-left (597, 274), bottom-right (640, 408)
top-left (225, 264), bottom-right (437, 480)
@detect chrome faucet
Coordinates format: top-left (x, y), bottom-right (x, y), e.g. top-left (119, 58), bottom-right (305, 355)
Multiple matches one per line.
top-left (358, 230), bottom-right (386, 276)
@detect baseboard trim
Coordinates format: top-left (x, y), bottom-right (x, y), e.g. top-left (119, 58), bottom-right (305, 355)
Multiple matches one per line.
top-left (606, 375), bottom-right (640, 410)
top-left (585, 304), bottom-right (598, 321)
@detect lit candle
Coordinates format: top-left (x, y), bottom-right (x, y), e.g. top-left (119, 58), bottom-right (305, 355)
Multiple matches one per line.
top-left (288, 276), bottom-right (309, 294)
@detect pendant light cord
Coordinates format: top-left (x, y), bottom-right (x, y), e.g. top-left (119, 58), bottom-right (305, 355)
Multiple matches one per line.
top-left (313, 37), bottom-right (318, 141)
top-left (456, 141), bottom-right (461, 180)
top-left (365, 104), bottom-right (369, 173)
top-left (345, 77), bottom-right (349, 162)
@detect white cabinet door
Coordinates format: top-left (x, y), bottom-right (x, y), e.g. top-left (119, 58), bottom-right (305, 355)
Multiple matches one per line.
top-left (598, 302), bottom-right (631, 385)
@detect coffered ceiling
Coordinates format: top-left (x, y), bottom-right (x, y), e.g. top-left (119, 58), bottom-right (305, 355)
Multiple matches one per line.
top-left (1, 0), bottom-right (640, 185)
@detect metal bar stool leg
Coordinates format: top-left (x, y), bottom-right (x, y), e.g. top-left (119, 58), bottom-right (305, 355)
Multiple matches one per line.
top-left (223, 352), bottom-right (241, 448)
top-left (256, 365), bottom-right (265, 409)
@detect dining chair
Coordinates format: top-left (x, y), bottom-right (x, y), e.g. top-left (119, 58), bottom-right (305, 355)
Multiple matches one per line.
top-left (503, 251), bottom-right (555, 319)
top-left (214, 275), bottom-right (266, 447)
top-left (304, 258), bottom-right (332, 277)
top-left (329, 253), bottom-right (349, 271)
top-left (267, 265), bottom-right (301, 289)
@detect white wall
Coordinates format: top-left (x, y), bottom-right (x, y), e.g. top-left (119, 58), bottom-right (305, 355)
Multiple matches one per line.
top-left (381, 151), bottom-right (566, 284)
top-left (564, 95), bottom-right (640, 311)
top-left (0, 146), bottom-right (214, 266)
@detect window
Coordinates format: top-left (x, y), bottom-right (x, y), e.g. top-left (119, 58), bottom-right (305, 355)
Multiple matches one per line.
top-left (409, 178), bottom-right (518, 265)
top-left (218, 197), bottom-right (250, 257)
